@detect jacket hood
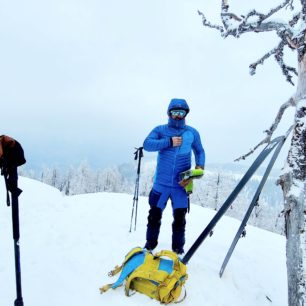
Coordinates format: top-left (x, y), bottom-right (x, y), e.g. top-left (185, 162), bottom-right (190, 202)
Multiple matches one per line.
top-left (167, 98), bottom-right (190, 116)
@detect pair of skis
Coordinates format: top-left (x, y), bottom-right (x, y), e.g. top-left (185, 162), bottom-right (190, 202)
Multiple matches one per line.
top-left (182, 129), bottom-right (292, 277)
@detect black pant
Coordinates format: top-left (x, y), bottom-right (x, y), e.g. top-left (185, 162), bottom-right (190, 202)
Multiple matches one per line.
top-left (145, 206), bottom-right (187, 254)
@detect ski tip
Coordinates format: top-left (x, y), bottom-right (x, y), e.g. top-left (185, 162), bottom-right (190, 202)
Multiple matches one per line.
top-left (219, 269), bottom-right (224, 278)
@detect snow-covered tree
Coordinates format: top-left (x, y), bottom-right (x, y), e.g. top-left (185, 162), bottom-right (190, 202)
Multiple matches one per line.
top-left (40, 166), bottom-right (63, 189)
top-left (21, 160), bottom-right (284, 234)
top-left (214, 173), bottom-right (221, 210)
top-left (97, 166), bottom-right (126, 193)
top-left (139, 160), bottom-right (156, 195)
top-left (197, 1), bottom-right (305, 304)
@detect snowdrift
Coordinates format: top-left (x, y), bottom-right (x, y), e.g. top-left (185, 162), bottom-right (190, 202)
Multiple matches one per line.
top-left (0, 177), bottom-right (287, 306)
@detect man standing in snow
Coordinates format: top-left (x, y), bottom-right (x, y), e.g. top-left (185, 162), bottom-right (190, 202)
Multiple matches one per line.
top-left (143, 98), bottom-right (205, 255)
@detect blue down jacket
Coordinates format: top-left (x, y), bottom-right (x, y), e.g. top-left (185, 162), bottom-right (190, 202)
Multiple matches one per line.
top-left (143, 99), bottom-right (205, 188)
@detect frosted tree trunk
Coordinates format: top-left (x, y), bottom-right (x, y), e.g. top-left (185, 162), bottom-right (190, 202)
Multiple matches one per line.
top-left (280, 53), bottom-right (306, 306)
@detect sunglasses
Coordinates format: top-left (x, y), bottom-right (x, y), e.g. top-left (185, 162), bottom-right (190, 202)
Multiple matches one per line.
top-left (170, 109), bottom-right (187, 117)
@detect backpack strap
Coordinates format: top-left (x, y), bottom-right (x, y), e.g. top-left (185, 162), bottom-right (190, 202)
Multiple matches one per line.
top-left (124, 252), bottom-right (168, 297)
top-left (154, 251), bottom-right (188, 290)
top-left (123, 247), bottom-right (144, 263)
top-left (99, 282), bottom-right (116, 293)
top-left (154, 251), bottom-right (188, 303)
top-left (174, 286), bottom-right (187, 304)
top-left (125, 269), bottom-right (169, 297)
top-left (107, 247), bottom-right (144, 277)
top-left (154, 250), bottom-right (179, 261)
top-left (153, 250), bottom-right (181, 271)
top-left (100, 247), bottom-right (145, 294)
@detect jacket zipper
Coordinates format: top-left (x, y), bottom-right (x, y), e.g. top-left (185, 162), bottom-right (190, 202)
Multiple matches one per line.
top-left (171, 130), bottom-right (185, 185)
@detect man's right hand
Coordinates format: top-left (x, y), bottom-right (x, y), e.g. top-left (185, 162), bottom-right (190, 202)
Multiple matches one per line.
top-left (179, 178), bottom-right (192, 187)
top-left (172, 137), bottom-right (182, 147)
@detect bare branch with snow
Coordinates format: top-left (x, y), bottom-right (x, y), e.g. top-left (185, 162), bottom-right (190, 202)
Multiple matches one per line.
top-left (249, 40), bottom-right (297, 84)
top-left (198, 10), bottom-right (224, 34)
top-left (234, 96), bottom-right (296, 162)
top-left (234, 137), bottom-right (271, 162)
top-left (200, 1), bottom-right (298, 84)
top-left (274, 43), bottom-right (298, 85)
top-left (249, 42), bottom-right (284, 76)
top-left (263, 0), bottom-right (293, 21)
top-left (289, 12), bottom-right (300, 27)
top-left (264, 97), bottom-right (296, 136)
top-left (237, 0), bottom-right (293, 26)
top-left (218, 0), bottom-right (293, 37)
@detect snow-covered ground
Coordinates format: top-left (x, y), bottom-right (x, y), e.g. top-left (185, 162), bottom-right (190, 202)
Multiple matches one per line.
top-left (0, 177), bottom-right (288, 306)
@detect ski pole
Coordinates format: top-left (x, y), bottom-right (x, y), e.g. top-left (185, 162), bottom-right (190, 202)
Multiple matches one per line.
top-left (129, 147), bottom-right (143, 232)
top-left (3, 166), bottom-right (24, 306)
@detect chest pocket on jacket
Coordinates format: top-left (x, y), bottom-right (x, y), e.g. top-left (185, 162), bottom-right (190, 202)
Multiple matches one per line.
top-left (179, 131), bottom-right (194, 155)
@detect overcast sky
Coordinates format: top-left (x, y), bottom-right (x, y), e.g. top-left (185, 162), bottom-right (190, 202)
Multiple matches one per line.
top-left (0, 0), bottom-right (297, 170)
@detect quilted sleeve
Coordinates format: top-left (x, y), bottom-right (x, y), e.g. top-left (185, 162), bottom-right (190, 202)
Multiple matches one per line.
top-left (143, 126), bottom-right (171, 152)
top-left (192, 129), bottom-right (205, 168)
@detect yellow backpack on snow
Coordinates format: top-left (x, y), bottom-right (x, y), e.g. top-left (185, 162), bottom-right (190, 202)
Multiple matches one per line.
top-left (100, 247), bottom-right (188, 304)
